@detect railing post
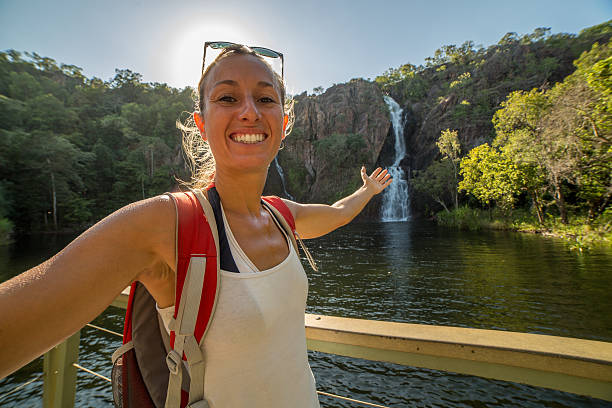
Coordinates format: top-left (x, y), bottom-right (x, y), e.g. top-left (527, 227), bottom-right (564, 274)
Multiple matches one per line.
top-left (43, 330), bottom-right (81, 408)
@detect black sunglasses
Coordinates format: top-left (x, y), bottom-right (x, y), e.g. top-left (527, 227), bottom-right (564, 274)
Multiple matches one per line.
top-left (202, 41), bottom-right (284, 78)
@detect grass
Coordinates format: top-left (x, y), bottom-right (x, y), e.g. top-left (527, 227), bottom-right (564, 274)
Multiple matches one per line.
top-left (435, 206), bottom-right (612, 252)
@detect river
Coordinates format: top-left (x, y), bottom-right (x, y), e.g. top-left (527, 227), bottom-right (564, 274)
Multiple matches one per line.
top-left (1, 220), bottom-right (611, 407)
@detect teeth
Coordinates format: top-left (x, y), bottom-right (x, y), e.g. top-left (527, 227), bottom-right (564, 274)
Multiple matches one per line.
top-left (233, 133), bottom-right (266, 144)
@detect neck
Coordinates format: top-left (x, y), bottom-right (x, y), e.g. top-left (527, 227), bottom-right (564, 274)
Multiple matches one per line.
top-left (213, 167), bottom-right (268, 216)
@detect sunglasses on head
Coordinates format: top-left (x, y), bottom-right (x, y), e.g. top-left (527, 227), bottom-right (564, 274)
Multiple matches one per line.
top-left (202, 41), bottom-right (284, 79)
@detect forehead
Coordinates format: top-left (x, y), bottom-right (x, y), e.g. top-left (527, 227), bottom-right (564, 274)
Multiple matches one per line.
top-left (205, 54), bottom-right (279, 94)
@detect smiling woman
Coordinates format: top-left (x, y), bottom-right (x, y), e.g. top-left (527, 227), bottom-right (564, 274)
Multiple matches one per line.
top-left (0, 43), bottom-right (392, 408)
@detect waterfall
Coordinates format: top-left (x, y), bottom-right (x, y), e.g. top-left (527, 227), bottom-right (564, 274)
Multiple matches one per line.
top-left (381, 95), bottom-right (410, 222)
top-left (274, 157), bottom-right (294, 200)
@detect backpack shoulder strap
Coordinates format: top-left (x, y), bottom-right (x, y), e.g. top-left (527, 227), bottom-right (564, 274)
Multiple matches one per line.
top-left (165, 190), bottom-right (220, 408)
top-left (261, 196), bottom-right (318, 271)
top-left (262, 195), bottom-right (295, 230)
top-left (122, 281), bottom-right (139, 343)
top-left (262, 195), bottom-right (298, 254)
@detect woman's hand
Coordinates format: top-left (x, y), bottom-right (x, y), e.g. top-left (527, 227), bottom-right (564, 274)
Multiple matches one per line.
top-left (361, 166), bottom-right (393, 195)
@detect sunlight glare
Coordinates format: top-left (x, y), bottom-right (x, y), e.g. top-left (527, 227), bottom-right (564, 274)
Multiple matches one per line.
top-left (169, 22), bottom-right (250, 89)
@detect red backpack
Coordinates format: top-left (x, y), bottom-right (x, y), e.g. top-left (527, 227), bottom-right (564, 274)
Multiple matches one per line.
top-left (111, 189), bottom-right (302, 408)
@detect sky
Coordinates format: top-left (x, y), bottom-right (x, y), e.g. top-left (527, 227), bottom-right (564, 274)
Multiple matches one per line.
top-left (0, 0), bottom-right (610, 94)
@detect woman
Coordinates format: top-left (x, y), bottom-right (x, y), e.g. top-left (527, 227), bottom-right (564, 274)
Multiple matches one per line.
top-left (0, 44), bottom-right (392, 406)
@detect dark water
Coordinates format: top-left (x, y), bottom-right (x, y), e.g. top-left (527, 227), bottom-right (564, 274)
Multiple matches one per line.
top-left (1, 221), bottom-right (611, 407)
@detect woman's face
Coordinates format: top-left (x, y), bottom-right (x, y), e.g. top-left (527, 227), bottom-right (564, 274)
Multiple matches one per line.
top-left (200, 53), bottom-right (285, 176)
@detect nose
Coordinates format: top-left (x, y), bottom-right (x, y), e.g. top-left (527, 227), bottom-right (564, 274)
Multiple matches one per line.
top-left (239, 95), bottom-right (261, 122)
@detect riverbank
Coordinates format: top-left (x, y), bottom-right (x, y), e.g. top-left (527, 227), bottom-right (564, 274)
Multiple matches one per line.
top-left (435, 207), bottom-right (612, 252)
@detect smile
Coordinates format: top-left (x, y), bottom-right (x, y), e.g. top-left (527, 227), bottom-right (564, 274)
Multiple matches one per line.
top-left (230, 133), bottom-right (268, 144)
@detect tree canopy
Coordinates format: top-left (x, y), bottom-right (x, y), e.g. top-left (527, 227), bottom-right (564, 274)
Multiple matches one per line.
top-left (0, 50), bottom-right (193, 234)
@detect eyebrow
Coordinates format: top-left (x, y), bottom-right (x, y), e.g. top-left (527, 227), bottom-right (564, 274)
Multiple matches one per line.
top-left (211, 80), bottom-right (275, 89)
top-left (257, 81), bottom-right (275, 89)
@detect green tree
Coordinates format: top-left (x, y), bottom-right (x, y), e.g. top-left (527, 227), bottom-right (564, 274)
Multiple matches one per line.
top-left (458, 144), bottom-right (524, 213)
top-left (544, 40), bottom-right (612, 218)
top-left (312, 86), bottom-right (324, 95)
top-left (436, 129), bottom-right (461, 209)
top-left (412, 160), bottom-right (456, 212)
top-left (493, 88), bottom-right (576, 223)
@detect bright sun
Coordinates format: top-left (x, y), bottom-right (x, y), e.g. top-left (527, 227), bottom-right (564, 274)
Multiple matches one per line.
top-left (168, 22), bottom-right (250, 89)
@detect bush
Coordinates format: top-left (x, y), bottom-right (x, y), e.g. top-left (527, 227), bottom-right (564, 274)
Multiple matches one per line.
top-left (436, 206), bottom-right (487, 230)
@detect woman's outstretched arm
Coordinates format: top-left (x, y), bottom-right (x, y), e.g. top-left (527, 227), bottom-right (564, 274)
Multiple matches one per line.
top-left (283, 166), bottom-right (392, 239)
top-left (0, 195), bottom-right (176, 379)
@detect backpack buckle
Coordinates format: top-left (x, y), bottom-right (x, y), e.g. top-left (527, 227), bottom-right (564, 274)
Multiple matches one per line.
top-left (166, 350), bottom-right (181, 375)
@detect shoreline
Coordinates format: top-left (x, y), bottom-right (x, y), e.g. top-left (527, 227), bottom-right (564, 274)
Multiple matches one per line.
top-left (434, 208), bottom-right (612, 252)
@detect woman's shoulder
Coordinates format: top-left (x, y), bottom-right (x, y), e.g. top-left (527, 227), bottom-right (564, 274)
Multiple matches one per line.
top-left (102, 195), bottom-right (177, 264)
top-left (115, 194), bottom-right (176, 226)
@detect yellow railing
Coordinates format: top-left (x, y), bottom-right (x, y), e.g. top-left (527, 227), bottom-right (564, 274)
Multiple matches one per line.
top-left (39, 289), bottom-right (612, 407)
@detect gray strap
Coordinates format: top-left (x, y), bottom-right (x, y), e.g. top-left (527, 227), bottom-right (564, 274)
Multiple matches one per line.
top-left (164, 345), bottom-right (184, 408)
top-left (165, 256), bottom-right (207, 407)
top-left (184, 335), bottom-right (205, 404)
top-left (187, 401), bottom-right (210, 408)
top-left (111, 341), bottom-right (134, 364)
top-left (176, 257), bottom-right (207, 336)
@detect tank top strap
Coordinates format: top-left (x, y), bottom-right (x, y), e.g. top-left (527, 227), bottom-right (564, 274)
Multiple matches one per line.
top-left (206, 187), bottom-right (240, 273)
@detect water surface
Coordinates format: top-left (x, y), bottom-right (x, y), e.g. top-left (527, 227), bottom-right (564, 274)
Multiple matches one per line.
top-left (1, 221), bottom-right (611, 407)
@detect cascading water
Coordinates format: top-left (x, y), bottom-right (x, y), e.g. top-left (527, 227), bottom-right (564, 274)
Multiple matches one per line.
top-left (381, 95), bottom-right (410, 222)
top-left (274, 157), bottom-right (294, 200)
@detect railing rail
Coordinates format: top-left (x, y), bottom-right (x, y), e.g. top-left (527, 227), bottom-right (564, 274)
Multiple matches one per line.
top-left (39, 288), bottom-right (612, 407)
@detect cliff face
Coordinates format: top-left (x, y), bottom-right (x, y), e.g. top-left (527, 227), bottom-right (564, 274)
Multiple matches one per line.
top-left (265, 79), bottom-right (390, 206)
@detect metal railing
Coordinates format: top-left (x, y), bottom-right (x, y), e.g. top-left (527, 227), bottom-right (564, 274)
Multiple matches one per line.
top-left (35, 288), bottom-right (612, 407)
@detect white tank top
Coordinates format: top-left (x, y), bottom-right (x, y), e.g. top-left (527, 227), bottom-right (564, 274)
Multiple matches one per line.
top-left (158, 203), bottom-right (320, 408)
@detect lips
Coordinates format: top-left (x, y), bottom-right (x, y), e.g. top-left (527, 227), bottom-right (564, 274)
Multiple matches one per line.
top-left (230, 133), bottom-right (268, 144)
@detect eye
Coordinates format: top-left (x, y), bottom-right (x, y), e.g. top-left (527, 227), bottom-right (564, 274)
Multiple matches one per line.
top-left (217, 95), bottom-right (236, 103)
top-left (259, 96), bottom-right (277, 103)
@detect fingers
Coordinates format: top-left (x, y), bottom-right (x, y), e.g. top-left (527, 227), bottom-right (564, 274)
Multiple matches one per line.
top-left (363, 167), bottom-right (393, 189)
top-left (375, 169), bottom-right (389, 181)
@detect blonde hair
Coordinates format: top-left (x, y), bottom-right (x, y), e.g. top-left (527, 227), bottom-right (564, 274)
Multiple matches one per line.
top-left (178, 45), bottom-right (294, 190)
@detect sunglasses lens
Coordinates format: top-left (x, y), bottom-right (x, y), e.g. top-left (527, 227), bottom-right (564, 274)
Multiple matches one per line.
top-left (251, 47), bottom-right (280, 59)
top-left (209, 42), bottom-right (235, 49)
top-left (203, 42), bottom-right (283, 78)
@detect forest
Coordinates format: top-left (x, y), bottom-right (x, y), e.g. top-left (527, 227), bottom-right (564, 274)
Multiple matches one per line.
top-left (0, 54), bottom-right (194, 241)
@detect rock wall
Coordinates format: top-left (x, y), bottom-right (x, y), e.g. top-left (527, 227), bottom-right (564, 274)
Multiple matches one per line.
top-left (265, 79), bottom-right (391, 209)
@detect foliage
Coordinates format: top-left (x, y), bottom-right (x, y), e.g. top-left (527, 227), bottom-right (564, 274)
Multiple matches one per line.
top-left (0, 50), bottom-right (193, 232)
top-left (412, 159), bottom-right (455, 212)
top-left (312, 86), bottom-right (324, 95)
top-left (458, 143), bottom-right (524, 211)
top-left (437, 129), bottom-right (461, 209)
top-left (436, 206), bottom-right (489, 231)
top-left (314, 133), bottom-right (367, 165)
top-left (436, 206), bottom-right (612, 251)
top-left (314, 133), bottom-right (367, 202)
top-left (490, 39), bottom-right (612, 224)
